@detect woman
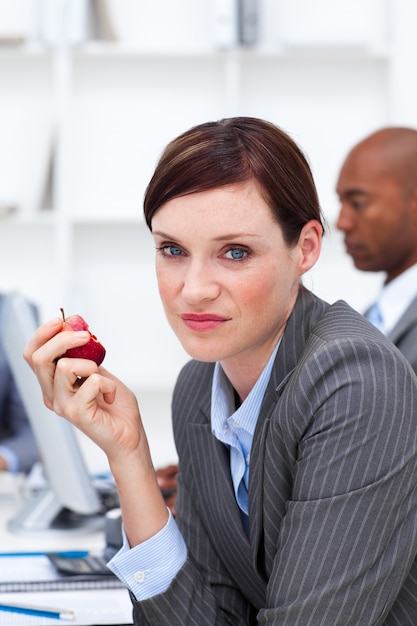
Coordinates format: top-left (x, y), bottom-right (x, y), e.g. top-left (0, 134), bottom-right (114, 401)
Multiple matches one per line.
top-left (25, 118), bottom-right (417, 625)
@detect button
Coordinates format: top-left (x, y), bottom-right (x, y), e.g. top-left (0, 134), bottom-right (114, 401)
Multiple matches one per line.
top-left (134, 571), bottom-right (146, 583)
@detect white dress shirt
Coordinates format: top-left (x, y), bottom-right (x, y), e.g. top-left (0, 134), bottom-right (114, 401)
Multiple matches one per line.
top-left (372, 263), bottom-right (417, 336)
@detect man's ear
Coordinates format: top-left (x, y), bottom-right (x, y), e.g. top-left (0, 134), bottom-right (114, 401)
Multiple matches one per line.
top-left (297, 220), bottom-right (323, 274)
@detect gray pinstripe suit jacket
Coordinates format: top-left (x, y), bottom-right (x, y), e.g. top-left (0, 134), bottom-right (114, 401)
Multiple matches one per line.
top-left (133, 287), bottom-right (417, 625)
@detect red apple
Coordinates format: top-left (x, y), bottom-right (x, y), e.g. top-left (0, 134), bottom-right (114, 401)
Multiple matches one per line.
top-left (59, 308), bottom-right (106, 366)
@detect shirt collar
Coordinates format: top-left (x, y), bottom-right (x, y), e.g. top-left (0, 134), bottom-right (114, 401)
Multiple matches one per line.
top-left (211, 340), bottom-right (281, 441)
top-left (377, 263), bottom-right (417, 334)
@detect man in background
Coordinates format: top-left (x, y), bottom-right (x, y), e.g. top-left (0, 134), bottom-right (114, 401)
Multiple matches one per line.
top-left (0, 292), bottom-right (39, 473)
top-left (336, 127), bottom-right (417, 374)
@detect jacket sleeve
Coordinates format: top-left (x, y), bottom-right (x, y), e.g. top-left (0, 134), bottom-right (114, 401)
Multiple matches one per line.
top-left (131, 475), bottom-right (256, 626)
top-left (130, 360), bottom-right (256, 626)
top-left (258, 335), bottom-right (417, 624)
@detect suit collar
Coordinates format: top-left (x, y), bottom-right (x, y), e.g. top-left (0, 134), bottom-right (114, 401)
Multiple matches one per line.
top-left (388, 294), bottom-right (417, 343)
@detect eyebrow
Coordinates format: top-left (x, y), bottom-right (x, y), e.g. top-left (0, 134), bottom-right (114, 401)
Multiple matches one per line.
top-left (337, 188), bottom-right (368, 199)
top-left (152, 230), bottom-right (261, 241)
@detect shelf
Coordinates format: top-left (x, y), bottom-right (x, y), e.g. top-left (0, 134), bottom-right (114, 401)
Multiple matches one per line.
top-left (72, 215), bottom-right (144, 226)
top-left (69, 41), bottom-right (392, 62)
top-left (0, 43), bottom-right (53, 57)
top-left (0, 211), bottom-right (55, 226)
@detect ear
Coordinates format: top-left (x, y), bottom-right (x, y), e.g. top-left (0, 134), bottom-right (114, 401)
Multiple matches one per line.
top-left (297, 220), bottom-right (322, 274)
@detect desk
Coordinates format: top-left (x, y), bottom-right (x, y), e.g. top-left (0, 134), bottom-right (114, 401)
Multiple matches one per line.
top-left (0, 487), bottom-right (106, 553)
top-left (0, 487), bottom-right (133, 625)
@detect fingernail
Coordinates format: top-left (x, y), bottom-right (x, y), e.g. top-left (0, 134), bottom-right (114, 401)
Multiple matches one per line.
top-left (74, 330), bottom-right (90, 338)
top-left (48, 317), bottom-right (62, 326)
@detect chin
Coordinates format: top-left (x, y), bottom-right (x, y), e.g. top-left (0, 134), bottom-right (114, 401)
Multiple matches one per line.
top-left (179, 338), bottom-right (227, 363)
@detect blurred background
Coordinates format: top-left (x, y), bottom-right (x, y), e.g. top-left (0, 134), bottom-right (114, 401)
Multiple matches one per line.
top-left (0, 0), bottom-right (414, 466)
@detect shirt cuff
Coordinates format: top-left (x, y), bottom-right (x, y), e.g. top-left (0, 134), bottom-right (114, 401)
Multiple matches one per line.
top-left (0, 445), bottom-right (19, 473)
top-left (107, 509), bottom-right (187, 599)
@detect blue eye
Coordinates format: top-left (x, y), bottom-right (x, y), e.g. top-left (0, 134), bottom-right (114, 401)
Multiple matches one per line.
top-left (225, 248), bottom-right (247, 260)
top-left (159, 245), bottom-right (183, 256)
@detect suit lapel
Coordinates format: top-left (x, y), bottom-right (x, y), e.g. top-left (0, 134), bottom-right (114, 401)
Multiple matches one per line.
top-left (249, 287), bottom-right (329, 565)
top-left (187, 420), bottom-right (266, 606)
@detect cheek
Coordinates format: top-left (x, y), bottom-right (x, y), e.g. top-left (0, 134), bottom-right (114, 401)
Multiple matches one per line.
top-left (235, 269), bottom-right (285, 313)
top-left (155, 266), bottom-right (177, 305)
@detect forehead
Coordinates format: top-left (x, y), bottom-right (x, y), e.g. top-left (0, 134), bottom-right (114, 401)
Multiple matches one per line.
top-left (337, 143), bottom-right (398, 196)
top-left (152, 181), bottom-right (278, 231)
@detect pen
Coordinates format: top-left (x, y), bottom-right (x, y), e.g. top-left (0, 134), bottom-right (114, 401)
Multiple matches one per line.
top-left (0, 602), bottom-right (75, 620)
top-left (0, 550), bottom-right (89, 557)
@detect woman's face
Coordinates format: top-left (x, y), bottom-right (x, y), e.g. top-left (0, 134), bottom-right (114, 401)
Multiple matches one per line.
top-left (152, 181), bottom-right (320, 382)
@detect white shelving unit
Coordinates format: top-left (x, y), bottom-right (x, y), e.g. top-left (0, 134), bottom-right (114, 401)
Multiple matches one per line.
top-left (0, 1), bottom-right (416, 440)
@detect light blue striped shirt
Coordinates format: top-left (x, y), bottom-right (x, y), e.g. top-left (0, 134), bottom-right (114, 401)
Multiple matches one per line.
top-left (108, 340), bottom-right (280, 599)
top-left (211, 342), bottom-right (280, 516)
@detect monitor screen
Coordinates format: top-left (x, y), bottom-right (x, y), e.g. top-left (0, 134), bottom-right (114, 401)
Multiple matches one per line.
top-left (1, 292), bottom-right (111, 535)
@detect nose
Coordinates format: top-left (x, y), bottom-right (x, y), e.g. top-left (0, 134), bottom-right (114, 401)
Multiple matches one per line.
top-left (336, 203), bottom-right (353, 233)
top-left (182, 261), bottom-right (220, 305)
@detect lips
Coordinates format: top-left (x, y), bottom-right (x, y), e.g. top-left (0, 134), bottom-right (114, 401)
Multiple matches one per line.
top-left (180, 313), bottom-right (230, 332)
top-left (344, 239), bottom-right (362, 257)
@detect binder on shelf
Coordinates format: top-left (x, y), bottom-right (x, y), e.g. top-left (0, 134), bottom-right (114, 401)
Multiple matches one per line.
top-left (238, 0), bottom-right (258, 46)
top-left (27, 126), bottom-right (55, 215)
top-left (91, 0), bottom-right (118, 42)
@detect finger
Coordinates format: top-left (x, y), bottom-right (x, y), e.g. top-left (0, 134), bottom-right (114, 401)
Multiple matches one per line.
top-left (53, 359), bottom-right (116, 417)
top-left (23, 317), bottom-right (63, 367)
top-left (31, 328), bottom-right (91, 370)
top-left (26, 322), bottom-right (91, 408)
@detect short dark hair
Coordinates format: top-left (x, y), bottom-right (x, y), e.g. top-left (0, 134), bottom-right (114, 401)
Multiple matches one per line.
top-left (144, 117), bottom-right (325, 246)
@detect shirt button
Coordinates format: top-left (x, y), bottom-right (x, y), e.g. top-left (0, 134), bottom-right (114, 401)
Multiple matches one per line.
top-left (134, 571), bottom-right (146, 583)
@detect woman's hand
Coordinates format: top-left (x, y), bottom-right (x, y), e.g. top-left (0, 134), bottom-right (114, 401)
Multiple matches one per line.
top-left (23, 317), bottom-right (140, 460)
top-left (24, 317), bottom-right (170, 546)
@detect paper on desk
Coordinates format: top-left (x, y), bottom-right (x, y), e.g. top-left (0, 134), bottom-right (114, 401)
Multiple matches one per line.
top-left (0, 588), bottom-right (133, 625)
top-left (0, 555), bottom-right (124, 592)
top-left (0, 555), bottom-right (61, 583)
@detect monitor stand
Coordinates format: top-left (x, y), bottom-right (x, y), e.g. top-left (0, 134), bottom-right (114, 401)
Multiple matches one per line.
top-left (8, 487), bottom-right (105, 536)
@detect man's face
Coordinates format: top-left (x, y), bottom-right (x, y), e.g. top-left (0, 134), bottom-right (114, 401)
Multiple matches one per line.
top-left (336, 142), bottom-right (417, 283)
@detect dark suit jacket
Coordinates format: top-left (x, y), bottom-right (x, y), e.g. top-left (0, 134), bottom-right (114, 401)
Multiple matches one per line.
top-left (133, 287), bottom-right (417, 625)
top-left (388, 293), bottom-right (417, 375)
top-left (0, 294), bottom-right (39, 472)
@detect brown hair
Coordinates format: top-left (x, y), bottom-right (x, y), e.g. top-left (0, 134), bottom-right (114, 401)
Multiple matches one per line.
top-left (144, 117), bottom-right (325, 246)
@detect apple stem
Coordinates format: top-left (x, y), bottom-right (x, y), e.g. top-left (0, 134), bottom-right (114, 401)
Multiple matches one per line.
top-left (60, 308), bottom-right (66, 322)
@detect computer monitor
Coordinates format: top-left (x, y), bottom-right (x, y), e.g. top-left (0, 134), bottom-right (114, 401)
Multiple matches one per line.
top-left (1, 292), bottom-right (108, 535)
